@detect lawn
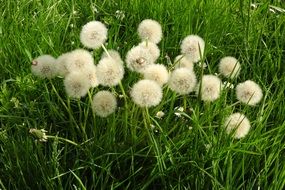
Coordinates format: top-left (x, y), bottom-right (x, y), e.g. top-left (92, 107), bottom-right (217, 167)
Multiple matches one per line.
top-left (1, 0), bottom-right (285, 189)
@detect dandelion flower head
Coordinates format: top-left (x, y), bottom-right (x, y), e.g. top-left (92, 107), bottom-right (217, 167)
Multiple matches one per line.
top-left (219, 56), bottom-right (241, 78)
top-left (92, 91), bottom-right (117, 117)
top-left (224, 112), bottom-right (251, 139)
top-left (96, 57), bottom-right (124, 87)
top-left (137, 19), bottom-right (162, 44)
top-left (101, 49), bottom-right (123, 65)
top-left (31, 55), bottom-right (57, 79)
top-left (236, 80), bottom-right (263, 106)
top-left (65, 49), bottom-right (94, 73)
top-left (125, 45), bottom-right (154, 73)
top-left (168, 68), bottom-right (197, 95)
top-left (55, 52), bottom-right (70, 77)
top-left (174, 55), bottom-right (194, 70)
top-left (64, 72), bottom-right (90, 98)
top-left (181, 35), bottom-right (205, 63)
top-left (130, 79), bottom-right (162, 107)
top-left (138, 41), bottom-right (160, 62)
top-left (142, 64), bottom-right (169, 86)
top-left (197, 75), bottom-right (222, 102)
top-left (80, 21), bottom-right (108, 49)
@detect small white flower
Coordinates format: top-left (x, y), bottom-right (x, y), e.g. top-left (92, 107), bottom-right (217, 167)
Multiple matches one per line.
top-left (174, 106), bottom-right (184, 117)
top-left (155, 111), bottom-right (165, 119)
top-left (115, 10), bottom-right (125, 20)
top-left (29, 128), bottom-right (48, 142)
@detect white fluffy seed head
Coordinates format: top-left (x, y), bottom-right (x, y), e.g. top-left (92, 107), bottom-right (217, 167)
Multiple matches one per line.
top-left (64, 72), bottom-right (90, 98)
top-left (80, 21), bottom-right (108, 49)
top-left (236, 80), bottom-right (263, 106)
top-left (219, 56), bottom-right (241, 78)
top-left (31, 55), bottom-right (57, 79)
top-left (83, 65), bottom-right (98, 87)
top-left (138, 41), bottom-right (160, 62)
top-left (168, 68), bottom-right (197, 95)
top-left (65, 49), bottom-right (95, 73)
top-left (130, 79), bottom-right (162, 107)
top-left (101, 49), bottom-right (123, 65)
top-left (174, 55), bottom-right (194, 70)
top-left (55, 52), bottom-right (70, 77)
top-left (142, 64), bottom-right (169, 86)
top-left (224, 113), bottom-right (251, 139)
top-left (197, 75), bottom-right (222, 102)
top-left (125, 45), bottom-right (154, 72)
top-left (137, 19), bottom-right (162, 44)
top-left (96, 57), bottom-right (124, 86)
top-left (181, 35), bottom-right (205, 63)
top-left (92, 91), bottom-right (117, 117)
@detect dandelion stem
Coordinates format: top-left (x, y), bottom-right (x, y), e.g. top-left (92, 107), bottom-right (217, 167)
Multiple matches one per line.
top-left (101, 44), bottom-right (111, 58)
top-left (183, 95), bottom-right (187, 111)
top-left (46, 135), bottom-right (78, 146)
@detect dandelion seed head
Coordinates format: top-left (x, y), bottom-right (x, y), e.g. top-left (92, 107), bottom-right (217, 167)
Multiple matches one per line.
top-left (138, 19), bottom-right (162, 44)
top-left (138, 41), bottom-right (160, 61)
top-left (142, 64), bottom-right (169, 86)
top-left (224, 113), bottom-right (251, 139)
top-left (174, 55), bottom-right (194, 70)
top-left (92, 91), bottom-right (117, 117)
top-left (31, 55), bottom-right (57, 79)
top-left (65, 49), bottom-right (94, 73)
top-left (197, 75), bottom-right (222, 102)
top-left (181, 35), bottom-right (205, 63)
top-left (236, 80), bottom-right (263, 106)
top-left (82, 65), bottom-right (98, 87)
top-left (168, 68), bottom-right (197, 95)
top-left (96, 57), bottom-right (124, 86)
top-left (80, 21), bottom-right (108, 49)
top-left (55, 52), bottom-right (70, 77)
top-left (219, 56), bottom-right (241, 78)
top-left (101, 49), bottom-right (123, 65)
top-left (130, 79), bottom-right (162, 107)
top-left (64, 72), bottom-right (90, 98)
top-left (125, 45), bottom-right (154, 72)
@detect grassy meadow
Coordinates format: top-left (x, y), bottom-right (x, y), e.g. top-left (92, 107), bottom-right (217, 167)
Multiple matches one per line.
top-left (1, 0), bottom-right (285, 189)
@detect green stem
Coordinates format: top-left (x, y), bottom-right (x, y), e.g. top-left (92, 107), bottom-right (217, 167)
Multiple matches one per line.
top-left (101, 44), bottom-right (111, 58)
top-left (46, 135), bottom-right (78, 146)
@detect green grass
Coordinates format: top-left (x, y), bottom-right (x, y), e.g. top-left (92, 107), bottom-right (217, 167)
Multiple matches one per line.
top-left (1, 0), bottom-right (285, 189)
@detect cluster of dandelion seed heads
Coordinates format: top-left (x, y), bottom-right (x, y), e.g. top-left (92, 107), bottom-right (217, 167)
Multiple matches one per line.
top-left (30, 17), bottom-right (264, 136)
